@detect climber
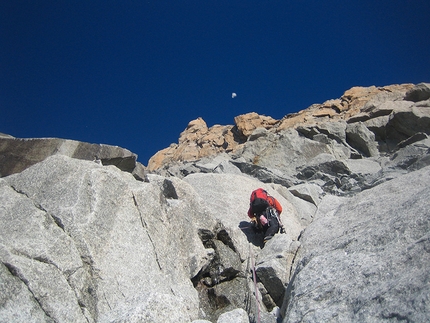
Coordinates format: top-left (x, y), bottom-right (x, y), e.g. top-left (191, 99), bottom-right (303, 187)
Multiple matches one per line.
top-left (247, 188), bottom-right (285, 244)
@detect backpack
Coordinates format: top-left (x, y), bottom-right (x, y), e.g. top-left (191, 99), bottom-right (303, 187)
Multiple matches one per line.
top-left (250, 188), bottom-right (270, 215)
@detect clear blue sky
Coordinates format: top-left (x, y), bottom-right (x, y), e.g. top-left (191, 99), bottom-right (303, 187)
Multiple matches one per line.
top-left (1, 1), bottom-right (429, 165)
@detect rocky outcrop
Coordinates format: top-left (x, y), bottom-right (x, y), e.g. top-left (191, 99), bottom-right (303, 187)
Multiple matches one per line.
top-left (147, 113), bottom-right (281, 172)
top-left (148, 83), bottom-right (417, 171)
top-left (0, 155), bottom-right (216, 322)
top-left (0, 137), bottom-right (148, 181)
top-left (282, 165), bottom-right (430, 323)
top-left (151, 83), bottom-right (430, 198)
top-left (0, 154), bottom-right (310, 322)
top-left (1, 82), bottom-right (429, 322)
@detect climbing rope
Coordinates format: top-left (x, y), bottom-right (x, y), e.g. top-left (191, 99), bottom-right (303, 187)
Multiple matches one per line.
top-left (249, 243), bottom-right (261, 323)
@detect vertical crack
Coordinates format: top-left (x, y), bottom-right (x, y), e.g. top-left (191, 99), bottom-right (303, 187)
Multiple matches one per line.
top-left (132, 193), bottom-right (162, 270)
top-left (288, 243), bottom-right (301, 282)
top-left (103, 291), bottom-right (112, 311)
top-left (2, 261), bottom-right (58, 322)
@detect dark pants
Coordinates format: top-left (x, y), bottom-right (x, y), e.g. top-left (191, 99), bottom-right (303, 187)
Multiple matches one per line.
top-left (263, 216), bottom-right (279, 241)
top-left (262, 208), bottom-right (279, 242)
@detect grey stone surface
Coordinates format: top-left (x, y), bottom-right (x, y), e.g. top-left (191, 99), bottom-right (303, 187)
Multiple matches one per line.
top-left (346, 122), bottom-right (379, 157)
top-left (248, 127), bottom-right (269, 141)
top-left (364, 115), bottom-right (391, 142)
top-left (184, 173), bottom-right (304, 257)
top-left (256, 235), bottom-right (301, 306)
top-left (216, 308), bottom-right (249, 323)
top-left (0, 137), bottom-right (143, 178)
top-left (1, 155), bottom-right (217, 322)
top-left (213, 160), bottom-right (243, 175)
top-left (2, 83), bottom-right (430, 323)
top-left (275, 185), bottom-right (317, 228)
top-left (0, 255), bottom-right (55, 323)
top-left (282, 165), bottom-right (430, 323)
top-left (386, 104), bottom-right (430, 148)
top-left (345, 158), bottom-right (382, 175)
top-left (0, 177), bottom-right (87, 323)
top-left (404, 82), bottom-right (430, 102)
top-left (230, 161), bottom-right (296, 188)
top-left (234, 129), bottom-right (332, 178)
top-left (288, 183), bottom-right (323, 206)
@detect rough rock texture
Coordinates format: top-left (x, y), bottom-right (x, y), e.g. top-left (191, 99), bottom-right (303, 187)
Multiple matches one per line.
top-left (151, 83), bottom-right (430, 199)
top-left (147, 118), bottom-right (242, 171)
top-left (282, 165), bottom-right (430, 323)
top-left (0, 137), bottom-right (147, 181)
top-left (0, 155), bottom-right (214, 322)
top-left (216, 308), bottom-right (249, 323)
top-left (1, 82), bottom-right (430, 322)
top-left (183, 173), bottom-right (306, 321)
top-left (148, 83), bottom-right (415, 171)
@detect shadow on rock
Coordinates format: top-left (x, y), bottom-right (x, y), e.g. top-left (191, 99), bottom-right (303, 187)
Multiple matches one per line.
top-left (238, 221), bottom-right (264, 248)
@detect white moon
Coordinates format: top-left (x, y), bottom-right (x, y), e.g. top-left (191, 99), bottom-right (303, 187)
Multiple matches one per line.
top-left (232, 92), bottom-right (237, 98)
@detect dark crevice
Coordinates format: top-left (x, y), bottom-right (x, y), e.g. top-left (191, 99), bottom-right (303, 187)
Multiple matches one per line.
top-left (132, 193), bottom-right (162, 270)
top-left (162, 179), bottom-right (178, 199)
top-left (193, 225), bottom-right (243, 321)
top-left (10, 249), bottom-right (61, 272)
top-left (51, 214), bottom-right (65, 231)
top-left (288, 244), bottom-right (301, 286)
top-left (3, 262), bottom-right (28, 284)
top-left (2, 261), bottom-right (57, 322)
top-left (216, 228), bottom-right (236, 253)
top-left (382, 312), bottom-right (411, 322)
top-left (77, 255), bottom-right (100, 322)
top-left (10, 185), bottom-right (66, 232)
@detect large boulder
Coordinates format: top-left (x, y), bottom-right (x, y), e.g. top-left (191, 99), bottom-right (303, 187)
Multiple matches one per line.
top-left (234, 112), bottom-right (278, 137)
top-left (0, 155), bottom-right (217, 322)
top-left (345, 122), bottom-right (379, 157)
top-left (147, 118), bottom-right (242, 171)
top-left (0, 137), bottom-right (147, 180)
top-left (234, 129), bottom-right (333, 178)
top-left (282, 165), bottom-right (430, 323)
top-left (404, 82), bottom-right (430, 102)
top-left (256, 234), bottom-right (301, 307)
top-left (386, 104), bottom-right (430, 147)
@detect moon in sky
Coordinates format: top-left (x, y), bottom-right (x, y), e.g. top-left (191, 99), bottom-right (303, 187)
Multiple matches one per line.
top-left (232, 92), bottom-right (237, 98)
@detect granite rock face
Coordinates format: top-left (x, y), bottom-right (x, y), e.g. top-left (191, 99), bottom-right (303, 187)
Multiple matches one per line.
top-left (1, 155), bottom-right (214, 322)
top-left (1, 83), bottom-right (429, 322)
top-left (282, 165), bottom-right (430, 323)
top-left (0, 137), bottom-right (148, 181)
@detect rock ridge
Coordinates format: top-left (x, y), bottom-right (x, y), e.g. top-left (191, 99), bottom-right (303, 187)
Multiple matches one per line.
top-left (0, 137), bottom-right (148, 181)
top-left (1, 82), bottom-right (429, 323)
top-left (148, 83), bottom-right (430, 197)
top-left (148, 83), bottom-right (417, 171)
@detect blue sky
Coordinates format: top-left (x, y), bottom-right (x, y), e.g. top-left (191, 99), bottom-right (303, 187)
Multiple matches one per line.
top-left (1, 1), bottom-right (429, 165)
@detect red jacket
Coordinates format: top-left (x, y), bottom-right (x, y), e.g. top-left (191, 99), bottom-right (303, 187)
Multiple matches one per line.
top-left (247, 189), bottom-right (283, 218)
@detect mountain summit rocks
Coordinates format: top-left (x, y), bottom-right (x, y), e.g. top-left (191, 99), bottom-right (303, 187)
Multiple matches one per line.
top-left (150, 83), bottom-right (430, 197)
top-left (1, 82), bottom-right (429, 322)
top-left (148, 83), bottom-right (419, 171)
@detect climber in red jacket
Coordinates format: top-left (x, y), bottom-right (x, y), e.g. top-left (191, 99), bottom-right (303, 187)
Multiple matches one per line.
top-left (247, 188), bottom-right (284, 244)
